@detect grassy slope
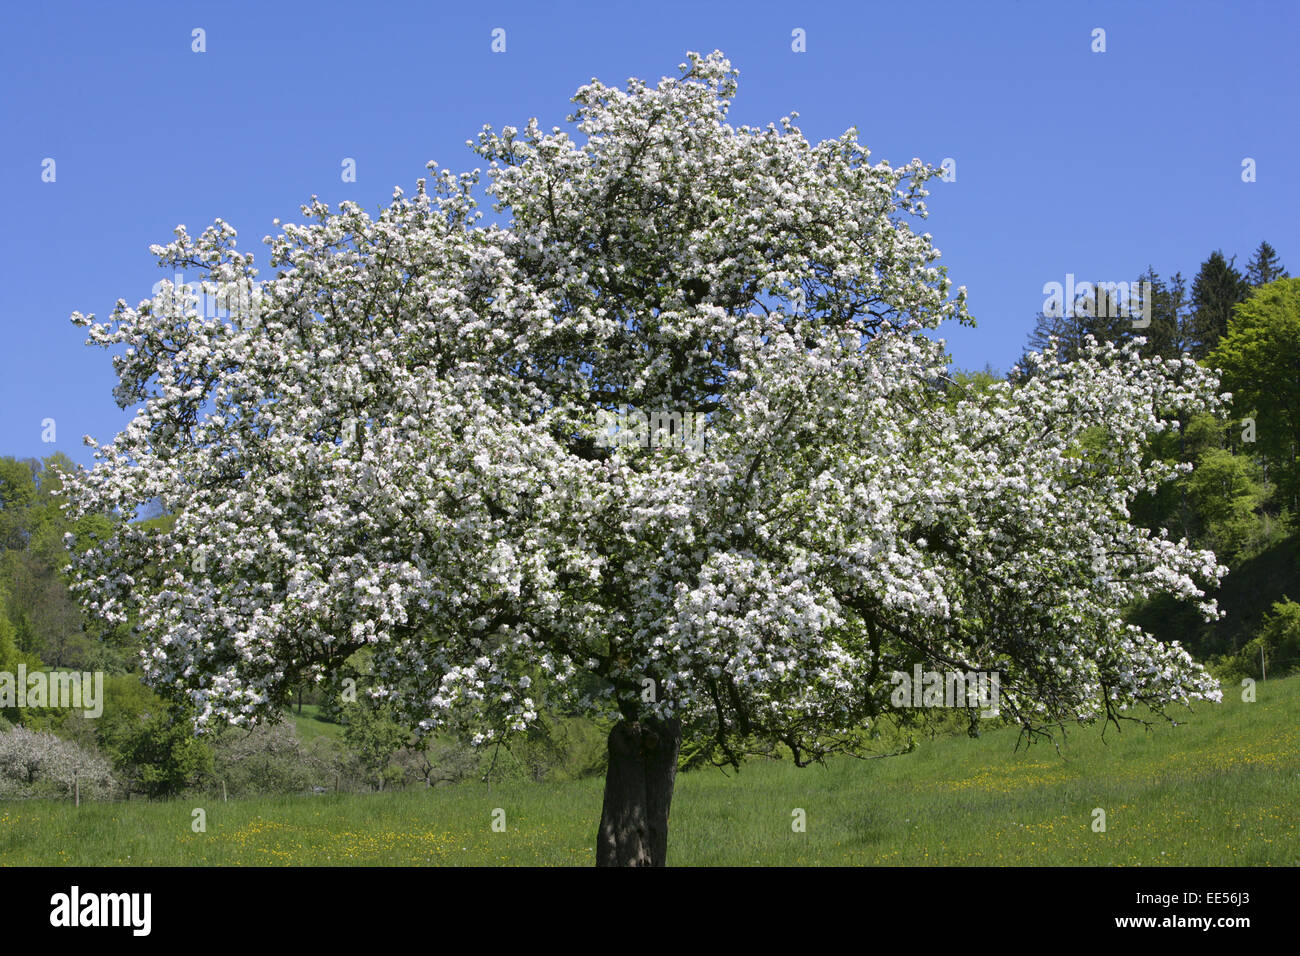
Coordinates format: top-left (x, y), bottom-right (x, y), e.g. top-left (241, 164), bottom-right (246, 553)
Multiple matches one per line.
top-left (287, 704), bottom-right (344, 742)
top-left (2, 673), bottom-right (1297, 866)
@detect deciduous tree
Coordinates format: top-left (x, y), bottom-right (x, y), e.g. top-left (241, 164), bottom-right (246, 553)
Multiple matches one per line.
top-left (1210, 277), bottom-right (1300, 511)
top-left (67, 51), bottom-right (1227, 865)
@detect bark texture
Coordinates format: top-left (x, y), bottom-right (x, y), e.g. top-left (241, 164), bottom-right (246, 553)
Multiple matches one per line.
top-left (595, 717), bottom-right (682, 866)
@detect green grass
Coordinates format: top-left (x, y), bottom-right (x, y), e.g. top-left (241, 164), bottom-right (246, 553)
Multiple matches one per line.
top-left (3, 674), bottom-right (1298, 866)
top-left (286, 704), bottom-right (344, 742)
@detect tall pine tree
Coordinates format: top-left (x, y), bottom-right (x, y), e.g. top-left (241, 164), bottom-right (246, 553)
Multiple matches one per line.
top-left (1080, 279), bottom-right (1134, 347)
top-left (1190, 250), bottom-right (1250, 357)
top-left (1024, 278), bottom-right (1133, 365)
top-left (1245, 240), bottom-right (1289, 287)
top-left (1131, 267), bottom-right (1195, 360)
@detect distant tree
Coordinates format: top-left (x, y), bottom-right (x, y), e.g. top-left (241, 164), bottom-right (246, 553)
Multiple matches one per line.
top-left (1024, 280), bottom-right (1133, 369)
top-left (209, 720), bottom-right (330, 796)
top-left (0, 457), bottom-right (38, 553)
top-left (0, 454), bottom-right (100, 668)
top-left (1186, 447), bottom-right (1268, 562)
top-left (1080, 280), bottom-right (1136, 348)
top-left (946, 366), bottom-right (1002, 394)
top-left (1129, 411), bottom-right (1215, 547)
top-left (0, 585), bottom-right (46, 726)
top-left (1255, 599), bottom-right (1300, 676)
top-left (94, 674), bottom-right (212, 798)
top-left (0, 595), bottom-right (28, 677)
top-left (1245, 241), bottom-right (1289, 287)
top-left (1209, 277), bottom-right (1300, 512)
top-left (1023, 309), bottom-right (1084, 367)
top-left (1225, 598), bottom-right (1300, 681)
top-left (1190, 251), bottom-right (1250, 357)
top-left (342, 699), bottom-right (410, 791)
top-left (1131, 268), bottom-right (1194, 360)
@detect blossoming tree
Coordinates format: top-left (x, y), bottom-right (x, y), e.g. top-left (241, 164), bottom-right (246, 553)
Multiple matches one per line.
top-left (67, 51), bottom-right (1225, 866)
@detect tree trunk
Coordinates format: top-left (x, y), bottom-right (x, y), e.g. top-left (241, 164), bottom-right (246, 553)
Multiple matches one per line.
top-left (596, 717), bottom-right (682, 866)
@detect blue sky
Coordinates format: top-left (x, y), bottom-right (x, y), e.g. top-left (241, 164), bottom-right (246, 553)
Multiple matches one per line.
top-left (2, 0), bottom-right (1296, 467)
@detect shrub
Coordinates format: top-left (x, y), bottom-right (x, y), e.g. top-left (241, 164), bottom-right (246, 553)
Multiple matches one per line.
top-left (1211, 597), bottom-right (1300, 682)
top-left (206, 720), bottom-right (341, 796)
top-left (1251, 598), bottom-right (1300, 677)
top-left (93, 674), bottom-right (213, 798)
top-left (0, 726), bottom-right (116, 799)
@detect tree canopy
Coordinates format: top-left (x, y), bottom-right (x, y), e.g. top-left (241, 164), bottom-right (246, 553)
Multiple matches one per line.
top-left (1210, 277), bottom-right (1300, 509)
top-left (66, 50), bottom-right (1226, 807)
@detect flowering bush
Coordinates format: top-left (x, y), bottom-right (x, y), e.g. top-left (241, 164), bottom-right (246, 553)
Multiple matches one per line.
top-left (0, 727), bottom-right (117, 799)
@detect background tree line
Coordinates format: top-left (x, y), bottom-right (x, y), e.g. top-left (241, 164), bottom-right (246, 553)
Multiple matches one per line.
top-left (1011, 240), bottom-right (1299, 681)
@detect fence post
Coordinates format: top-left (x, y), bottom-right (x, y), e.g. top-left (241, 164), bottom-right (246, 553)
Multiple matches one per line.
top-left (74, 770), bottom-right (79, 808)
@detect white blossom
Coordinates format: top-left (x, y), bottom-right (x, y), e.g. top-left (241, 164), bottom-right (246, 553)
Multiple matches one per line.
top-left (64, 51), bottom-right (1224, 759)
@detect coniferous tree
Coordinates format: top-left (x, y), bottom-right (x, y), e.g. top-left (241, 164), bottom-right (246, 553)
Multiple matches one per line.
top-left (1024, 279), bottom-right (1133, 368)
top-left (1078, 279), bottom-right (1133, 349)
top-left (1131, 268), bottom-right (1172, 360)
top-left (1190, 250), bottom-right (1250, 357)
top-left (1025, 308), bottom-right (1087, 365)
top-left (1132, 268), bottom-right (1195, 360)
top-left (1245, 240), bottom-right (1289, 287)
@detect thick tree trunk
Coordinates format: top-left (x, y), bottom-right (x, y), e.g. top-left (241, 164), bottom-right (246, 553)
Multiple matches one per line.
top-left (596, 717), bottom-right (682, 866)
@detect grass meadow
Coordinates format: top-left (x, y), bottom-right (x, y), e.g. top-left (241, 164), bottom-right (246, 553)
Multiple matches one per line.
top-left (2, 673), bottom-right (1297, 866)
